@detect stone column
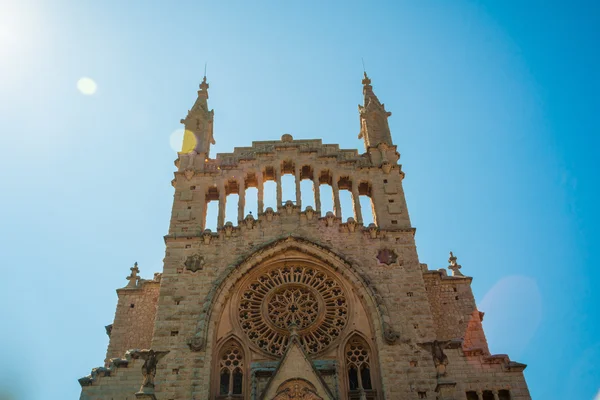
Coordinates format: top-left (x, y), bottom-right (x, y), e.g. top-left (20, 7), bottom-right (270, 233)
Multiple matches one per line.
top-left (257, 171), bottom-right (264, 214)
top-left (198, 186), bottom-right (207, 231)
top-left (492, 390), bottom-right (500, 400)
top-left (351, 180), bottom-right (363, 223)
top-left (477, 390), bottom-right (484, 400)
top-left (295, 166), bottom-right (301, 208)
top-left (313, 170), bottom-right (321, 212)
top-left (217, 182), bottom-right (226, 229)
top-left (332, 174), bottom-right (341, 217)
top-left (275, 166), bottom-right (282, 208)
top-left (238, 179), bottom-right (245, 223)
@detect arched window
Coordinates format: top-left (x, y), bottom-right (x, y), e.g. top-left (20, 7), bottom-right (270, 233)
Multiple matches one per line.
top-left (218, 341), bottom-right (244, 398)
top-left (345, 336), bottom-right (377, 399)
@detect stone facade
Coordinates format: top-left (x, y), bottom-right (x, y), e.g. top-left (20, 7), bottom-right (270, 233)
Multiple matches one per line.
top-left (79, 74), bottom-right (531, 400)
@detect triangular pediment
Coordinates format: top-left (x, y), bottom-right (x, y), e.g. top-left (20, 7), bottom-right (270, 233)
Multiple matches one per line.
top-left (260, 337), bottom-right (334, 400)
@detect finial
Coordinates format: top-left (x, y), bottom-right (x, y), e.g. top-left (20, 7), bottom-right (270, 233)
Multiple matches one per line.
top-left (126, 262), bottom-right (141, 288)
top-left (448, 252), bottom-right (464, 277)
top-left (362, 71), bottom-right (371, 86)
top-left (199, 75), bottom-right (209, 92)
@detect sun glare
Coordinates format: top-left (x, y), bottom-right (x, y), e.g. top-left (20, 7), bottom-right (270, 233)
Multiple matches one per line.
top-left (77, 77), bottom-right (97, 95)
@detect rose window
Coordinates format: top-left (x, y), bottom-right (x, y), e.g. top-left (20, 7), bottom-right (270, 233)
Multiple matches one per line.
top-left (267, 286), bottom-right (319, 329)
top-left (238, 265), bottom-right (348, 356)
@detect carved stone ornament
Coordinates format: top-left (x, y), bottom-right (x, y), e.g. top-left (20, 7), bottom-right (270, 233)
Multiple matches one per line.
top-left (273, 379), bottom-right (324, 400)
top-left (129, 349), bottom-right (169, 394)
top-left (448, 251), bottom-right (464, 276)
top-left (376, 249), bottom-right (397, 265)
top-left (381, 161), bottom-right (392, 174)
top-left (325, 211), bottom-right (335, 227)
top-left (188, 336), bottom-right (205, 351)
top-left (245, 213), bottom-right (255, 229)
top-left (238, 265), bottom-right (348, 356)
top-left (383, 322), bottom-right (401, 344)
top-left (126, 262), bottom-right (141, 288)
top-left (418, 340), bottom-right (451, 378)
top-left (184, 169), bottom-right (194, 181)
top-left (202, 229), bottom-right (213, 244)
top-left (184, 254), bottom-right (205, 272)
top-left (367, 223), bottom-right (378, 239)
top-left (432, 340), bottom-right (450, 377)
top-left (285, 200), bottom-right (295, 215)
top-left (224, 221), bottom-right (234, 238)
top-left (346, 217), bottom-right (356, 232)
top-left (305, 206), bottom-right (314, 220)
top-left (265, 207), bottom-right (275, 221)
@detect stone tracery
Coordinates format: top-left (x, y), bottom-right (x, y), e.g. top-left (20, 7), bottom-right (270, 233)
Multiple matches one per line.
top-left (238, 265), bottom-right (348, 356)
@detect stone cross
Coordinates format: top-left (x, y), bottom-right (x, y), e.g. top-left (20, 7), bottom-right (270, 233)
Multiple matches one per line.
top-left (448, 252), bottom-right (463, 276)
top-left (126, 262), bottom-right (141, 288)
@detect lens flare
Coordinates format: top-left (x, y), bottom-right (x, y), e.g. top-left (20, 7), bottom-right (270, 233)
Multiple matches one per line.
top-left (169, 129), bottom-right (185, 152)
top-left (169, 128), bottom-right (197, 153)
top-left (479, 275), bottom-right (542, 358)
top-left (77, 77), bottom-right (97, 95)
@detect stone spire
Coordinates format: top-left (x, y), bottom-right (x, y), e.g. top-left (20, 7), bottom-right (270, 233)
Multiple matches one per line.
top-left (358, 72), bottom-right (393, 150)
top-left (180, 76), bottom-right (215, 159)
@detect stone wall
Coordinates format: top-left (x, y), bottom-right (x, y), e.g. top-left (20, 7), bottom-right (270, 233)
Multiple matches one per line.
top-left (105, 279), bottom-right (160, 364)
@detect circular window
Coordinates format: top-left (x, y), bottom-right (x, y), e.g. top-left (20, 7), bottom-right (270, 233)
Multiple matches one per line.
top-left (238, 265), bottom-right (348, 356)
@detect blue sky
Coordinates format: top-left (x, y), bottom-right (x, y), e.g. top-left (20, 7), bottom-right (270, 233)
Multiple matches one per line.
top-left (0, 1), bottom-right (598, 399)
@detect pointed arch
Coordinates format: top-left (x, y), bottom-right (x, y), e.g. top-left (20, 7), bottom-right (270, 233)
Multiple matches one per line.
top-left (213, 335), bottom-right (247, 399)
top-left (188, 236), bottom-right (401, 353)
top-left (341, 332), bottom-right (380, 400)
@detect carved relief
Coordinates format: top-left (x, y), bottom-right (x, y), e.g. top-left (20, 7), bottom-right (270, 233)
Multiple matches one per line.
top-left (325, 211), bottom-right (335, 227)
top-left (244, 213), bottom-right (256, 229)
top-left (224, 221), bottom-right (234, 238)
top-left (273, 379), bottom-right (323, 400)
top-left (184, 169), bottom-right (195, 181)
top-left (129, 349), bottom-right (169, 394)
top-left (367, 223), bottom-right (378, 239)
top-left (376, 249), bottom-right (397, 266)
top-left (305, 206), bottom-right (314, 220)
top-left (346, 217), bottom-right (357, 232)
top-left (202, 229), bottom-right (213, 245)
top-left (285, 200), bottom-right (295, 215)
top-left (184, 254), bottom-right (205, 272)
top-left (265, 207), bottom-right (275, 222)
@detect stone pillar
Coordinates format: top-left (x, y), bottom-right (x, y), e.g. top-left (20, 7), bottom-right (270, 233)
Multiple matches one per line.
top-left (217, 182), bottom-right (226, 229)
top-left (351, 180), bottom-right (363, 223)
top-left (477, 390), bottom-right (484, 400)
top-left (295, 166), bottom-right (301, 208)
top-left (238, 179), bottom-right (245, 223)
top-left (257, 171), bottom-right (264, 214)
top-left (275, 166), bottom-right (282, 207)
top-left (332, 174), bottom-right (341, 217)
top-left (313, 170), bottom-right (321, 212)
top-left (198, 186), bottom-right (207, 231)
top-left (492, 390), bottom-right (500, 400)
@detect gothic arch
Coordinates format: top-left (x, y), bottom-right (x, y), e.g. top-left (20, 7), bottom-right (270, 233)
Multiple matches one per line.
top-left (212, 335), bottom-right (248, 399)
top-left (339, 332), bottom-right (381, 399)
top-left (188, 235), bottom-right (401, 352)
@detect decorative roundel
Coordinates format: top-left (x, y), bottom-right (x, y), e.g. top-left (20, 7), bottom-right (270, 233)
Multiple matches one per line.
top-left (238, 265), bottom-right (348, 356)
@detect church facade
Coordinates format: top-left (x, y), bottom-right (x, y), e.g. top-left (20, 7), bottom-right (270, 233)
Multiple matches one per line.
top-left (79, 74), bottom-right (531, 400)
